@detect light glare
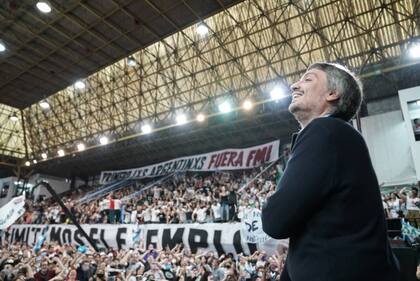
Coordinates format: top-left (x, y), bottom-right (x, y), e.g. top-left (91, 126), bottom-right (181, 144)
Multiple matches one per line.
top-left (270, 86), bottom-right (286, 100)
top-left (0, 42), bottom-right (6, 52)
top-left (196, 113), bottom-right (206, 122)
top-left (39, 100), bottom-right (50, 109)
top-left (41, 153), bottom-right (47, 159)
top-left (36, 1), bottom-right (52, 13)
top-left (99, 136), bottom-right (109, 145)
top-left (243, 100), bottom-right (253, 110)
top-left (176, 114), bottom-right (187, 125)
top-left (127, 57), bottom-right (137, 66)
top-left (196, 24), bottom-right (209, 36)
top-left (25, 161), bottom-right (30, 167)
top-left (141, 124), bottom-right (152, 134)
top-left (77, 143), bottom-right (85, 151)
top-left (218, 101), bottom-right (232, 113)
top-left (75, 80), bottom-right (86, 89)
top-left (409, 43), bottom-right (420, 59)
top-left (57, 149), bottom-right (65, 157)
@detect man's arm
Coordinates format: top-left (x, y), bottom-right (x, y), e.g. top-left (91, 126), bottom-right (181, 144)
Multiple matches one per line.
top-left (262, 119), bottom-right (336, 239)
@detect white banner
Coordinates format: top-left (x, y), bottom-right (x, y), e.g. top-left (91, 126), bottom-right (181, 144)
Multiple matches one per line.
top-left (99, 141), bottom-right (280, 184)
top-left (5, 223), bottom-right (288, 256)
top-left (0, 194), bottom-right (25, 229)
top-left (241, 208), bottom-right (270, 244)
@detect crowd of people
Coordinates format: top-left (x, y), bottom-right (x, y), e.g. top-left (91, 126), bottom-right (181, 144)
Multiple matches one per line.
top-left (382, 186), bottom-right (420, 219)
top-left (2, 165), bottom-right (288, 280)
top-left (14, 163), bottom-right (420, 228)
top-left (6, 163), bottom-right (420, 280)
top-left (0, 239), bottom-right (287, 281)
top-left (17, 167), bottom-right (420, 227)
top-left (0, 162), bottom-right (293, 281)
top-left (17, 165), bottom-right (279, 226)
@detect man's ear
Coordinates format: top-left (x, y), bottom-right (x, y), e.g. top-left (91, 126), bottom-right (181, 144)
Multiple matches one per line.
top-left (326, 90), bottom-right (340, 102)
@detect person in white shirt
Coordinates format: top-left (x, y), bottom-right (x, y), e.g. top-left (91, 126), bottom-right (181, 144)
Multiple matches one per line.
top-left (401, 187), bottom-right (420, 218)
top-left (178, 204), bottom-right (187, 223)
top-left (211, 201), bottom-right (222, 222)
top-left (100, 198), bottom-right (109, 219)
top-left (153, 187), bottom-right (160, 200)
top-left (141, 207), bottom-right (152, 224)
top-left (401, 188), bottom-right (420, 210)
top-left (114, 198), bottom-right (122, 223)
top-left (151, 206), bottom-right (160, 223)
top-left (48, 207), bottom-right (60, 223)
top-left (185, 187), bottom-right (194, 201)
top-left (237, 203), bottom-right (245, 221)
top-left (194, 205), bottom-right (207, 223)
top-left (389, 192), bottom-right (401, 218)
top-left (123, 205), bottom-right (132, 224)
top-left (130, 208), bottom-right (137, 224)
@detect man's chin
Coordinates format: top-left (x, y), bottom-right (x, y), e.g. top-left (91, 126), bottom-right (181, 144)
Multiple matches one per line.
top-left (288, 103), bottom-right (300, 114)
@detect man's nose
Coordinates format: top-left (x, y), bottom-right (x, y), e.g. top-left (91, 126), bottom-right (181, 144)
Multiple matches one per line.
top-left (290, 81), bottom-right (300, 92)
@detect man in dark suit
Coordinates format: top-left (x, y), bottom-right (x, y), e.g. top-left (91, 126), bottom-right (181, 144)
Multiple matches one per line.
top-left (262, 62), bottom-right (400, 281)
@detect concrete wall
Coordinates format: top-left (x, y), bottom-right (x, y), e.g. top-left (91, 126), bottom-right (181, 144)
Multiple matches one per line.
top-left (0, 174), bottom-right (84, 207)
top-left (398, 86), bottom-right (420, 182)
top-left (0, 177), bottom-right (17, 207)
top-left (367, 96), bottom-right (401, 116)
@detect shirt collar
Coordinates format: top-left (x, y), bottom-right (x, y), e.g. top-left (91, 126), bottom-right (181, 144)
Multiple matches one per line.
top-left (290, 132), bottom-right (299, 151)
top-left (290, 113), bottom-right (332, 150)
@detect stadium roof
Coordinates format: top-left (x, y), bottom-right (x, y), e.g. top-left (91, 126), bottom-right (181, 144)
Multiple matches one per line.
top-left (0, 0), bottom-right (420, 179)
top-left (0, 0), bottom-right (243, 108)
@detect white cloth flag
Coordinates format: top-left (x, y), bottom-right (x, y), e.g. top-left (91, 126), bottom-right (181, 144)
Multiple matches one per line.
top-left (100, 140), bottom-right (280, 184)
top-left (0, 194), bottom-right (25, 229)
top-left (241, 207), bottom-right (270, 244)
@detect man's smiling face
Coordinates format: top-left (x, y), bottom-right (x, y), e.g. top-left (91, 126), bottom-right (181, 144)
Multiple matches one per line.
top-left (288, 68), bottom-right (332, 117)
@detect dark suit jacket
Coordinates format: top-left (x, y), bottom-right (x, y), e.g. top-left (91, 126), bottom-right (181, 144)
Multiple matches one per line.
top-left (262, 116), bottom-right (400, 281)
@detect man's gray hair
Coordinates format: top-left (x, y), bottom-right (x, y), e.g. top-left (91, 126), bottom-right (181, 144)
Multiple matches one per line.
top-left (308, 62), bottom-right (363, 121)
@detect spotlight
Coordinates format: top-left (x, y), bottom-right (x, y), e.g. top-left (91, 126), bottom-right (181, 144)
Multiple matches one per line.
top-left (36, 1), bottom-right (52, 13)
top-left (196, 113), bottom-right (206, 122)
top-left (408, 43), bottom-right (420, 59)
top-left (141, 124), bottom-right (152, 134)
top-left (57, 149), bottom-right (65, 157)
top-left (99, 136), bottom-right (109, 145)
top-left (242, 100), bottom-right (253, 110)
top-left (218, 101), bottom-right (232, 113)
top-left (10, 113), bottom-right (19, 122)
top-left (25, 161), bottom-right (30, 167)
top-left (196, 23), bottom-right (209, 36)
top-left (0, 41), bottom-right (6, 52)
top-left (270, 86), bottom-right (286, 101)
top-left (33, 159), bottom-right (37, 164)
top-left (127, 56), bottom-right (137, 66)
top-left (39, 100), bottom-right (50, 109)
top-left (176, 114), bottom-right (187, 125)
top-left (41, 153), bottom-right (47, 159)
top-left (77, 143), bottom-right (85, 151)
top-left (74, 80), bottom-right (86, 89)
